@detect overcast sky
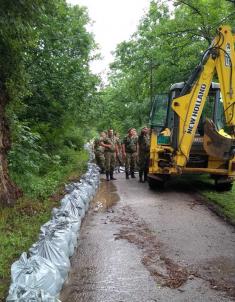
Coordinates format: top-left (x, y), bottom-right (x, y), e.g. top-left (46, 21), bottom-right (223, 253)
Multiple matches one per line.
top-left (67, 0), bottom-right (151, 78)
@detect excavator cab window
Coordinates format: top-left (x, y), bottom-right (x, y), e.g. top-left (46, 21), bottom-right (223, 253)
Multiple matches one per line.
top-left (149, 94), bottom-right (168, 131)
top-left (215, 91), bottom-right (226, 131)
top-left (198, 88), bottom-right (225, 135)
top-left (197, 92), bottom-right (215, 136)
top-left (150, 83), bottom-right (226, 146)
top-left (165, 88), bottom-right (181, 130)
top-left (169, 85), bottom-right (225, 133)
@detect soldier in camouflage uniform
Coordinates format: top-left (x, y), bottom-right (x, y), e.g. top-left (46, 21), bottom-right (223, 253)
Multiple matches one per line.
top-left (114, 132), bottom-right (122, 173)
top-left (122, 128), bottom-right (138, 179)
top-left (100, 129), bottom-right (118, 181)
top-left (138, 126), bottom-right (150, 182)
top-left (94, 132), bottom-right (106, 173)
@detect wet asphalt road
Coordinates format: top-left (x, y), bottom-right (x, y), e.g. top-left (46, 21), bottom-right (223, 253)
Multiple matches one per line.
top-left (60, 173), bottom-right (235, 302)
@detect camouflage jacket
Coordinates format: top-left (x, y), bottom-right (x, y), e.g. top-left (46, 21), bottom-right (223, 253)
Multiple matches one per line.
top-left (138, 134), bottom-right (150, 153)
top-left (94, 137), bottom-right (104, 153)
top-left (122, 135), bottom-right (138, 153)
top-left (103, 136), bottom-right (116, 152)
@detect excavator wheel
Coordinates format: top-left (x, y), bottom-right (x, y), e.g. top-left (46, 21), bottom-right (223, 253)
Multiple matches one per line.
top-left (214, 181), bottom-right (233, 191)
top-left (211, 175), bottom-right (234, 191)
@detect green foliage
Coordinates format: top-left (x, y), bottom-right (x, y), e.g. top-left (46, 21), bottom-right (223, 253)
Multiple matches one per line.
top-left (0, 0), bottom-right (99, 200)
top-left (200, 181), bottom-right (235, 224)
top-left (96, 0), bottom-right (235, 133)
top-left (9, 148), bottom-right (88, 200)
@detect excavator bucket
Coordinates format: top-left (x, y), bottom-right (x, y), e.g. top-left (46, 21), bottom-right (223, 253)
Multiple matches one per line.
top-left (203, 119), bottom-right (235, 160)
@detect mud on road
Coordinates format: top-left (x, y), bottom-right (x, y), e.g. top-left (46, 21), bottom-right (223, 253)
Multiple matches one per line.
top-left (60, 175), bottom-right (235, 302)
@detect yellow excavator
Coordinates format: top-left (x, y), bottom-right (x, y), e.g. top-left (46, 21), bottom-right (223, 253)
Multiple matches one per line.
top-left (148, 25), bottom-right (235, 190)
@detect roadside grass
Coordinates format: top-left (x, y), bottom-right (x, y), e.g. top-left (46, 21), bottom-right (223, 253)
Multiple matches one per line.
top-left (171, 175), bottom-right (235, 225)
top-left (0, 150), bottom-right (88, 301)
top-left (199, 178), bottom-right (235, 225)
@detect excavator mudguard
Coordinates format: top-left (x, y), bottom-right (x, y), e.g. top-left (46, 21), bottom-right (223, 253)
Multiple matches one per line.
top-left (203, 119), bottom-right (235, 160)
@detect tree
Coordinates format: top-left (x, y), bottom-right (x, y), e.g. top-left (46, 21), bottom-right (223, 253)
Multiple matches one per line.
top-left (0, 0), bottom-right (99, 205)
top-left (0, 0), bottom-right (54, 205)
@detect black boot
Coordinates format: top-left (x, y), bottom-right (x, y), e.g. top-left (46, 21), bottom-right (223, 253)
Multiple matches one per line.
top-left (131, 171), bottom-right (136, 178)
top-left (110, 171), bottom-right (116, 180)
top-left (144, 171), bottom-right (148, 182)
top-left (139, 171), bottom-right (144, 183)
top-left (126, 172), bottom-right (129, 179)
top-left (106, 172), bottom-right (110, 181)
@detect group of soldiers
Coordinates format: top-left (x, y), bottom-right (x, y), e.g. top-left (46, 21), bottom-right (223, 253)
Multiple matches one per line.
top-left (93, 127), bottom-right (150, 183)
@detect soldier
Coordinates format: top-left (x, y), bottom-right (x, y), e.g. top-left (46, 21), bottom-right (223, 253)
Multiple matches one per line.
top-left (114, 132), bottom-right (122, 173)
top-left (138, 126), bottom-right (150, 182)
top-left (100, 128), bottom-right (118, 181)
top-left (122, 128), bottom-right (138, 179)
top-left (94, 132), bottom-right (106, 173)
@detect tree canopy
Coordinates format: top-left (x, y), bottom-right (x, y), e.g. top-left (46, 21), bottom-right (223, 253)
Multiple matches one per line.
top-left (95, 0), bottom-right (235, 133)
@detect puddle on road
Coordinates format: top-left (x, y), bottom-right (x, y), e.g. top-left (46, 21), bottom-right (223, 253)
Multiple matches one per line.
top-left (92, 179), bottom-right (120, 212)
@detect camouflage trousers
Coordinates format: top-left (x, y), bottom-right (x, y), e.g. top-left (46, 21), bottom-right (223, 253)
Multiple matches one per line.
top-left (95, 152), bottom-right (105, 172)
top-left (104, 151), bottom-right (115, 173)
top-left (125, 152), bottom-right (137, 173)
top-left (115, 153), bottom-right (123, 169)
top-left (139, 152), bottom-right (150, 174)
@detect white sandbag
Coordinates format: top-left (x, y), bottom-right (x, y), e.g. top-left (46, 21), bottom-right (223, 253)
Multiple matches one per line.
top-left (75, 186), bottom-right (90, 210)
top-left (10, 253), bottom-right (63, 297)
top-left (7, 285), bottom-right (61, 301)
top-left (29, 238), bottom-right (70, 280)
top-left (40, 221), bottom-right (74, 257)
top-left (60, 195), bottom-right (86, 219)
top-left (52, 221), bottom-right (77, 252)
top-left (52, 208), bottom-right (81, 233)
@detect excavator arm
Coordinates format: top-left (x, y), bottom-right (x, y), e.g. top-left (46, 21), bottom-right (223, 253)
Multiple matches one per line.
top-left (216, 26), bottom-right (235, 127)
top-left (172, 25), bottom-right (235, 167)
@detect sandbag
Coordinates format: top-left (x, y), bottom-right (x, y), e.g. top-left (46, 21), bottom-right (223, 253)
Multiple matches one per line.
top-left (40, 221), bottom-right (74, 257)
top-left (60, 195), bottom-right (86, 219)
top-left (10, 253), bottom-right (63, 296)
top-left (29, 238), bottom-right (70, 280)
top-left (7, 285), bottom-right (61, 302)
top-left (52, 208), bottom-right (81, 233)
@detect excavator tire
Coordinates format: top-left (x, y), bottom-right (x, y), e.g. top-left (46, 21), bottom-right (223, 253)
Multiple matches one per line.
top-left (215, 181), bottom-right (233, 191)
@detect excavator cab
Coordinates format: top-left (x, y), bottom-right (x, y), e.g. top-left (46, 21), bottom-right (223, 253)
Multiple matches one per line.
top-left (151, 82), bottom-right (226, 151)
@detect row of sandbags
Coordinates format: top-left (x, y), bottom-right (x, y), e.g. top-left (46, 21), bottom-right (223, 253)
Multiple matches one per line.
top-left (7, 158), bottom-right (100, 302)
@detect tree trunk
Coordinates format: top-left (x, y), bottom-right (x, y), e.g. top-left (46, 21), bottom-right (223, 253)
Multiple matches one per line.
top-left (0, 87), bottom-right (22, 206)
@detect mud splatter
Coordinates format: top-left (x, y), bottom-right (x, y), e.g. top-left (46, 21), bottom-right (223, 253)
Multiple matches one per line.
top-left (191, 257), bottom-right (235, 297)
top-left (112, 205), bottom-right (189, 288)
top-left (112, 205), bottom-right (235, 297)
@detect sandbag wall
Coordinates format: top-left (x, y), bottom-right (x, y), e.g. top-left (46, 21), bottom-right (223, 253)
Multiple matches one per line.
top-left (7, 144), bottom-right (99, 302)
